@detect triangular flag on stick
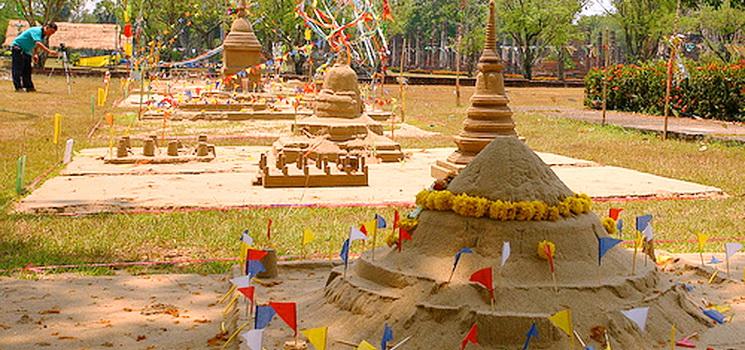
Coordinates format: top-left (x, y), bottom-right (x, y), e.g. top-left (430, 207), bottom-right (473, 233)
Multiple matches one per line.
top-left (501, 242), bottom-right (511, 267)
top-left (240, 329), bottom-right (264, 350)
top-left (609, 208), bottom-right (623, 221)
top-left (350, 226), bottom-right (367, 241)
top-left (725, 242), bottom-right (742, 259)
top-left (697, 233), bottom-right (709, 252)
top-left (301, 327), bottom-right (328, 350)
top-left (255, 305), bottom-right (276, 329)
top-left (357, 340), bottom-right (377, 350)
top-left (621, 307), bottom-right (650, 331)
top-left (469, 267), bottom-right (494, 302)
top-left (398, 228), bottom-right (412, 252)
top-left (548, 309), bottom-right (573, 338)
top-left (598, 237), bottom-right (624, 265)
top-left (449, 247), bottom-right (473, 282)
top-left (381, 323), bottom-right (394, 350)
top-left (522, 322), bottom-right (538, 350)
top-left (460, 323), bottom-right (478, 350)
top-left (303, 228), bottom-right (315, 246)
top-left (270, 301), bottom-right (297, 336)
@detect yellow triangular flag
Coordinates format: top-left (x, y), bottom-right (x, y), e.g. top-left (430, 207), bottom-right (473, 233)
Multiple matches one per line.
top-left (357, 340), bottom-right (376, 350)
top-left (364, 219), bottom-right (377, 236)
top-left (305, 28), bottom-right (312, 41)
top-left (697, 233), bottom-right (709, 252)
top-left (548, 309), bottom-right (573, 337)
top-left (301, 327), bottom-right (327, 350)
top-left (97, 87), bottom-right (106, 106)
top-left (239, 242), bottom-right (249, 262)
top-left (303, 228), bottom-right (315, 246)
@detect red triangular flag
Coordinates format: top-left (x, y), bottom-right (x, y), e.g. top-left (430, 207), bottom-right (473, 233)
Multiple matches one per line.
top-left (460, 323), bottom-right (478, 350)
top-left (544, 245), bottom-right (555, 273)
top-left (398, 228), bottom-right (412, 252)
top-left (267, 219), bottom-right (273, 240)
top-left (123, 23), bottom-right (133, 38)
top-left (393, 210), bottom-right (400, 229)
top-left (269, 301), bottom-right (297, 336)
top-left (247, 249), bottom-right (268, 261)
top-left (359, 224), bottom-right (368, 236)
top-left (238, 286), bottom-right (255, 303)
top-left (609, 208), bottom-right (624, 221)
top-left (469, 267), bottom-right (494, 300)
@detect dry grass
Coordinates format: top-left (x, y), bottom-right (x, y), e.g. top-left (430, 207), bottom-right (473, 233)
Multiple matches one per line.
top-left (0, 78), bottom-right (743, 275)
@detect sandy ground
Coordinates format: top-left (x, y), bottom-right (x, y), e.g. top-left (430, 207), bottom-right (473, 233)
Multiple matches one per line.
top-left (2, 255), bottom-right (745, 349)
top-left (15, 147), bottom-right (721, 215)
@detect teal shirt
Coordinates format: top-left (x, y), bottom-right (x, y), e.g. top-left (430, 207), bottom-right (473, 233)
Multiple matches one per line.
top-left (11, 27), bottom-right (43, 55)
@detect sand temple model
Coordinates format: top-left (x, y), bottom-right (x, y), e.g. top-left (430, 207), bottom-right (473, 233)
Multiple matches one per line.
top-left (272, 60), bottom-right (404, 163)
top-left (222, 0), bottom-right (263, 90)
top-left (305, 136), bottom-right (710, 349)
top-left (431, 0), bottom-right (516, 180)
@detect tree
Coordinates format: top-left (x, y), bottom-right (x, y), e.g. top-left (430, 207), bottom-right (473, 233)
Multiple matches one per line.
top-left (688, 0), bottom-right (745, 62)
top-left (496, 0), bottom-right (586, 79)
top-left (611, 0), bottom-right (677, 62)
top-left (0, 0), bottom-right (15, 44)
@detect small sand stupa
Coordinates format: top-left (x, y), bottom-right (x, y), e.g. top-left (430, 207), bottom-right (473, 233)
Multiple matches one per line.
top-left (222, 0), bottom-right (262, 89)
top-left (273, 59), bottom-right (404, 162)
top-left (432, 0), bottom-right (516, 180)
top-left (300, 6), bottom-right (708, 349)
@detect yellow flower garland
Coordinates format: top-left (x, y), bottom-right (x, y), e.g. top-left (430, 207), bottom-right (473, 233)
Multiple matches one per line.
top-left (602, 217), bottom-right (617, 235)
top-left (415, 190), bottom-right (592, 221)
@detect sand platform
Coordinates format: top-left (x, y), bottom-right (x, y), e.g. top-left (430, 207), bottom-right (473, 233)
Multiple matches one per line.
top-left (15, 147), bottom-right (722, 215)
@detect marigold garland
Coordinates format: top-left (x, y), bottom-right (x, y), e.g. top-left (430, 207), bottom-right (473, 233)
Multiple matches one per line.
top-left (415, 190), bottom-right (592, 221)
top-left (602, 217), bottom-right (617, 235)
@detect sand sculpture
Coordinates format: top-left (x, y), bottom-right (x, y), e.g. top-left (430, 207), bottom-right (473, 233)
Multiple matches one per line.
top-left (105, 135), bottom-right (215, 164)
top-left (431, 0), bottom-right (516, 180)
top-left (222, 0), bottom-right (263, 90)
top-left (273, 60), bottom-right (404, 163)
top-left (300, 5), bottom-right (708, 348)
top-left (255, 152), bottom-right (368, 188)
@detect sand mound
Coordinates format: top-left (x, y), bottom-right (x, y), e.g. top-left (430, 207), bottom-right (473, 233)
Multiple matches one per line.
top-left (303, 136), bottom-right (709, 349)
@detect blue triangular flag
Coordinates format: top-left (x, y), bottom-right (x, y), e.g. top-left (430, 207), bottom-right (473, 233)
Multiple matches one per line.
top-left (381, 323), bottom-right (394, 350)
top-left (247, 260), bottom-right (266, 277)
top-left (598, 237), bottom-right (624, 265)
top-left (255, 305), bottom-right (276, 329)
top-left (340, 239), bottom-right (350, 266)
top-left (375, 214), bottom-right (387, 229)
top-left (453, 247), bottom-right (473, 269)
top-left (616, 218), bottom-right (624, 235)
top-left (703, 309), bottom-right (726, 324)
top-left (709, 255), bottom-right (722, 264)
top-left (636, 215), bottom-right (653, 232)
top-left (522, 322), bottom-right (538, 350)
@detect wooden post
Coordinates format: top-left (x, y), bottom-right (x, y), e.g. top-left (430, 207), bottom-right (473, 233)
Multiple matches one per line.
top-left (601, 28), bottom-right (610, 126)
top-left (398, 37), bottom-right (406, 123)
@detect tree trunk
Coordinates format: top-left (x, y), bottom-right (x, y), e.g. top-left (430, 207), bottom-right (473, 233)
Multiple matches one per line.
top-left (557, 47), bottom-right (566, 82)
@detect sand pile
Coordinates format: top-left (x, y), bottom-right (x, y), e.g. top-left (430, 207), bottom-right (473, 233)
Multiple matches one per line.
top-left (303, 136), bottom-right (709, 349)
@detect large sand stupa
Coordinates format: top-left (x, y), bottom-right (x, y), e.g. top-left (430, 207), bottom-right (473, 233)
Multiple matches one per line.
top-left (301, 7), bottom-right (709, 349)
top-left (273, 59), bottom-right (404, 162)
top-left (432, 0), bottom-right (516, 180)
top-left (222, 0), bottom-right (262, 89)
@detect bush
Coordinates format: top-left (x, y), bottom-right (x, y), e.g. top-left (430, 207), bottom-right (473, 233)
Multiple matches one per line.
top-left (585, 60), bottom-right (745, 122)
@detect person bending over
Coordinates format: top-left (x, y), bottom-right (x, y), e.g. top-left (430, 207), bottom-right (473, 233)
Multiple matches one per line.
top-left (10, 22), bottom-right (59, 92)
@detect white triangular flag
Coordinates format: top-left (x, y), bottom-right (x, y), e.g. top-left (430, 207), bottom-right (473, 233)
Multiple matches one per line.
top-left (725, 242), bottom-right (743, 259)
top-left (501, 242), bottom-right (511, 267)
top-left (230, 275), bottom-right (251, 289)
top-left (642, 224), bottom-right (654, 242)
top-left (349, 226), bottom-right (367, 242)
top-left (241, 230), bottom-right (254, 246)
top-left (621, 307), bottom-right (650, 331)
top-left (240, 329), bottom-right (264, 350)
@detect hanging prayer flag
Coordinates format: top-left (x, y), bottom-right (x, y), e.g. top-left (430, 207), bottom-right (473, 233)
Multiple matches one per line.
top-left (303, 228), bottom-right (315, 246)
top-left (255, 305), bottom-right (276, 329)
top-left (522, 322), bottom-right (538, 350)
top-left (301, 327), bottom-right (328, 350)
top-left (240, 329), bottom-right (264, 350)
top-left (269, 302), bottom-right (297, 335)
top-left (548, 309), bottom-right (573, 338)
top-left (381, 323), bottom-right (394, 350)
top-left (460, 323), bottom-right (478, 350)
top-left (501, 242), bottom-right (511, 267)
top-left (609, 208), bottom-right (623, 221)
top-left (350, 226), bottom-right (367, 241)
top-left (357, 340), bottom-right (377, 350)
top-left (469, 267), bottom-right (494, 301)
top-left (598, 237), bottom-right (624, 265)
top-left (621, 307), bottom-right (650, 331)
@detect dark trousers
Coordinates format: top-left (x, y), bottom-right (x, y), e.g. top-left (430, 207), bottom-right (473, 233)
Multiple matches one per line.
top-left (11, 46), bottom-right (34, 91)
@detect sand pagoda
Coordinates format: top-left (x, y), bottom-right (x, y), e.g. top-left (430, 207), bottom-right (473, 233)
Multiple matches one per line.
top-left (301, 7), bottom-right (708, 349)
top-left (273, 60), bottom-right (404, 163)
top-left (431, 0), bottom-right (516, 180)
top-left (222, 0), bottom-right (262, 89)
